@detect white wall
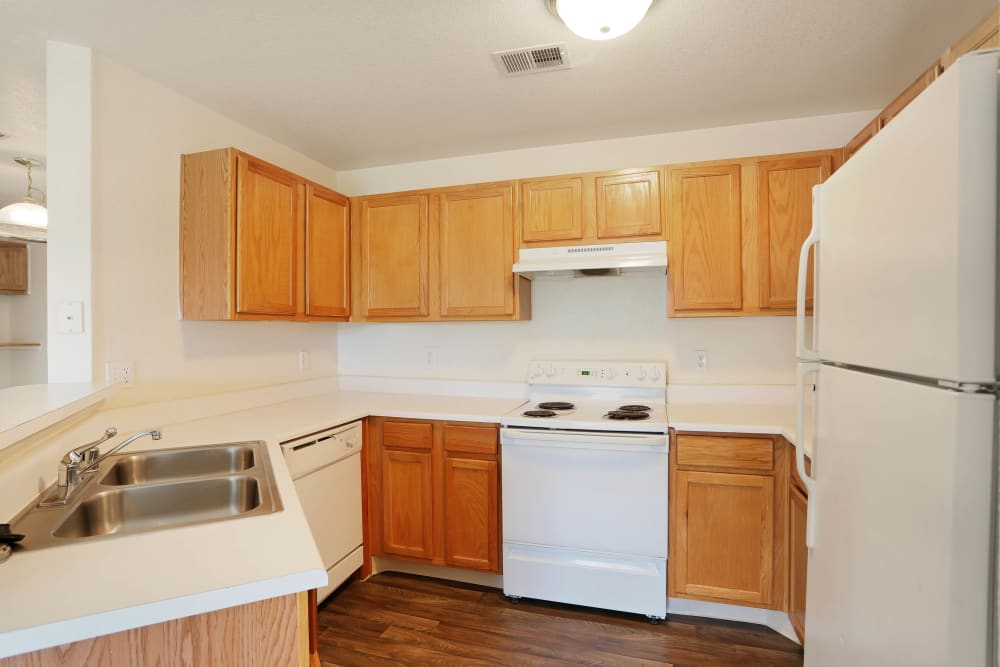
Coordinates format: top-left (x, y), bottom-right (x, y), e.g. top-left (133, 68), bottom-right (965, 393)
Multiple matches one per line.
top-left (336, 110), bottom-right (875, 386)
top-left (46, 42), bottom-right (93, 384)
top-left (8, 241), bottom-right (47, 385)
top-left (87, 52), bottom-right (342, 404)
top-left (0, 293), bottom-right (10, 388)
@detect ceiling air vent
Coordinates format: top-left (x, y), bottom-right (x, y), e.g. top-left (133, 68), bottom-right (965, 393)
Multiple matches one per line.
top-left (492, 43), bottom-right (571, 77)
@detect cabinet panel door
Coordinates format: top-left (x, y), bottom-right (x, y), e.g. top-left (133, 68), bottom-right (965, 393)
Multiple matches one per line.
top-left (305, 184), bottom-right (350, 318)
top-left (0, 242), bottom-right (28, 294)
top-left (235, 154), bottom-right (300, 315)
top-left (360, 195), bottom-right (429, 318)
top-left (520, 177), bottom-right (585, 243)
top-left (758, 156), bottom-right (831, 311)
top-left (669, 165), bottom-right (743, 312)
top-left (381, 449), bottom-right (434, 560)
top-left (673, 470), bottom-right (774, 605)
top-left (789, 484), bottom-right (808, 642)
top-left (596, 170), bottom-right (662, 239)
top-left (444, 456), bottom-right (499, 572)
top-left (439, 184), bottom-right (514, 318)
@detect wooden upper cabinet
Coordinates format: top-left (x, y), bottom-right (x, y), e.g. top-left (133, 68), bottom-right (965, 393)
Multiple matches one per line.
top-left (380, 448), bottom-right (434, 560)
top-left (358, 194), bottom-right (430, 318)
top-left (305, 184), bottom-right (350, 318)
top-left (668, 164), bottom-right (743, 313)
top-left (844, 117), bottom-right (880, 162)
top-left (439, 184), bottom-right (515, 318)
top-left (673, 469), bottom-right (775, 606)
top-left (443, 456), bottom-right (499, 572)
top-left (179, 147), bottom-right (349, 321)
top-left (757, 156), bottom-right (831, 311)
top-left (235, 154), bottom-right (301, 316)
top-left (520, 176), bottom-right (584, 243)
top-left (596, 169), bottom-right (662, 239)
top-left (0, 242), bottom-right (29, 295)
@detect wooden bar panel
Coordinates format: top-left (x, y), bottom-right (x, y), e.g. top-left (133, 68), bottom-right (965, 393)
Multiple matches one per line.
top-left (382, 420), bottom-right (433, 450)
top-left (676, 434), bottom-right (774, 472)
top-left (442, 424), bottom-right (498, 456)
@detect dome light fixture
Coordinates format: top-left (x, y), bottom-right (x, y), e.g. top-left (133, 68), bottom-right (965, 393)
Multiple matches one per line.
top-left (0, 157), bottom-right (47, 242)
top-left (548, 0), bottom-right (654, 41)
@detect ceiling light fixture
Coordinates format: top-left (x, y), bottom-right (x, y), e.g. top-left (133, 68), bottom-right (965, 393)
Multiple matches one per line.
top-left (0, 157), bottom-right (47, 242)
top-left (548, 0), bottom-right (654, 41)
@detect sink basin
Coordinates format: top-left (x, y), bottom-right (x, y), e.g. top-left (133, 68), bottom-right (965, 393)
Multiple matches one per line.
top-left (54, 476), bottom-right (262, 538)
top-left (100, 445), bottom-right (255, 486)
top-left (9, 440), bottom-right (281, 550)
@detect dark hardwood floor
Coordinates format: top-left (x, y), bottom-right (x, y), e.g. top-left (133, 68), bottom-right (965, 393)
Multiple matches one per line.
top-left (317, 573), bottom-right (803, 666)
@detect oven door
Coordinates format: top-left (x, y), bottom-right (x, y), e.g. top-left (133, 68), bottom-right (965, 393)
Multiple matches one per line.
top-left (500, 427), bottom-right (668, 557)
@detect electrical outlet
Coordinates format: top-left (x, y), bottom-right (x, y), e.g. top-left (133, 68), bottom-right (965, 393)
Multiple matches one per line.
top-left (105, 362), bottom-right (134, 385)
top-left (425, 346), bottom-right (441, 367)
top-left (695, 350), bottom-right (708, 371)
top-left (298, 350), bottom-right (310, 371)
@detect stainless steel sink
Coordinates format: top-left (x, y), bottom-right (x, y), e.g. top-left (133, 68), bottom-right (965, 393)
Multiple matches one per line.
top-left (53, 476), bottom-right (263, 538)
top-left (9, 441), bottom-right (281, 550)
top-left (99, 444), bottom-right (255, 486)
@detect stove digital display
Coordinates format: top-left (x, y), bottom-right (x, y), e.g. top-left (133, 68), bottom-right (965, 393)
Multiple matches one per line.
top-left (578, 369), bottom-right (591, 376)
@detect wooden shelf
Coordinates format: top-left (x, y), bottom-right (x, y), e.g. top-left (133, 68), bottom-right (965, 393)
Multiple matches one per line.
top-left (0, 342), bottom-right (41, 349)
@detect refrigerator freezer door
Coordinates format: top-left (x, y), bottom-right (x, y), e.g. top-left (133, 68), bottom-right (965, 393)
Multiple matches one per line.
top-left (805, 364), bottom-right (995, 667)
top-left (814, 52), bottom-right (997, 383)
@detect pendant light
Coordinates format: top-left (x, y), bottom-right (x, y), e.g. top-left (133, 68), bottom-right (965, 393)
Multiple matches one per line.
top-left (549, 0), bottom-right (654, 41)
top-left (0, 157), bottom-right (47, 242)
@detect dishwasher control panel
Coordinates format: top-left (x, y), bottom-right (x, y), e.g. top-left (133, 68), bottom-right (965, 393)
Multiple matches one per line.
top-left (281, 420), bottom-right (363, 480)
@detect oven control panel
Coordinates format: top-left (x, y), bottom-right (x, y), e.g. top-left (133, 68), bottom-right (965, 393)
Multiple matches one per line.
top-left (527, 360), bottom-right (666, 387)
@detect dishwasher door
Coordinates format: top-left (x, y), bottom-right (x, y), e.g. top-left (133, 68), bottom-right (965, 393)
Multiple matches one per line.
top-left (283, 421), bottom-right (364, 602)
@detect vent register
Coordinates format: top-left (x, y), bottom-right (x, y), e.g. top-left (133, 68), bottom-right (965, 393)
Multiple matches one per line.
top-left (493, 44), bottom-right (571, 76)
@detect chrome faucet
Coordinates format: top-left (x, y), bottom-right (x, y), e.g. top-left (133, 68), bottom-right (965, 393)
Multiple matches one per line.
top-left (40, 427), bottom-right (163, 507)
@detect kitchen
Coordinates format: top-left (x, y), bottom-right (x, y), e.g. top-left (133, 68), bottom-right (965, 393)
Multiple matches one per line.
top-left (0, 1), bottom-right (996, 665)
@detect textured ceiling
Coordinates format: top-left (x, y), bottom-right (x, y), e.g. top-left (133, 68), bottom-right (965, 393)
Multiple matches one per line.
top-left (0, 0), bottom-right (995, 182)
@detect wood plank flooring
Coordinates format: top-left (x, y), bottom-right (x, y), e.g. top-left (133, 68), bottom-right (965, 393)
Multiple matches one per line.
top-left (317, 573), bottom-right (803, 666)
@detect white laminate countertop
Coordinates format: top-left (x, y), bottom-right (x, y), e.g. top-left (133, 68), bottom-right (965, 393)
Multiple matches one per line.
top-left (0, 389), bottom-right (529, 658)
top-left (0, 381), bottom-right (810, 659)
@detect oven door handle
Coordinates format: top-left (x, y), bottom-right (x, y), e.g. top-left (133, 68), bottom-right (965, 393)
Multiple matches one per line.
top-left (501, 429), bottom-right (668, 453)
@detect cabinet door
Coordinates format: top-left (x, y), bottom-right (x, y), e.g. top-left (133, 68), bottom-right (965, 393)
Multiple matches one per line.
top-left (596, 170), bottom-right (662, 239)
top-left (520, 176), bottom-right (584, 243)
top-left (673, 470), bottom-right (774, 605)
top-left (439, 184), bottom-right (514, 318)
top-left (235, 154), bottom-right (301, 316)
top-left (305, 184), bottom-right (350, 318)
top-left (757, 156), bottom-right (831, 311)
top-left (381, 449), bottom-right (434, 560)
top-left (0, 242), bottom-right (28, 294)
top-left (359, 195), bottom-right (430, 318)
top-left (668, 165), bottom-right (743, 312)
top-left (789, 484), bottom-right (808, 642)
top-left (443, 456), bottom-right (499, 572)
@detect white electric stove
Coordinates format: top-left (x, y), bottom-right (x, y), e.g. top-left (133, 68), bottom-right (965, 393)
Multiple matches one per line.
top-left (499, 360), bottom-right (670, 621)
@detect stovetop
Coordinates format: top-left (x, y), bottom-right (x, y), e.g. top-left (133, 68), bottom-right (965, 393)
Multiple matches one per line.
top-left (500, 360), bottom-right (669, 433)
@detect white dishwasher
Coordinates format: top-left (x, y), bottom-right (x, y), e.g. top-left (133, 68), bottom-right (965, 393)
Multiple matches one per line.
top-left (282, 420), bottom-right (364, 603)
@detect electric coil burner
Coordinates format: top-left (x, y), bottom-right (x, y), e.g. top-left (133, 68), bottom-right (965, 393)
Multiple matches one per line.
top-left (523, 409), bottom-right (558, 418)
top-left (605, 410), bottom-right (651, 420)
top-left (537, 401), bottom-right (575, 411)
top-left (618, 404), bottom-right (652, 412)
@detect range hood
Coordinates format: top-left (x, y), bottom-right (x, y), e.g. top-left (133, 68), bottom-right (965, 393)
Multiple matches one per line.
top-left (513, 241), bottom-right (667, 278)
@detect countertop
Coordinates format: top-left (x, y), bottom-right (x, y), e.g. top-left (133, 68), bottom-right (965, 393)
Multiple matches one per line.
top-left (0, 382), bottom-right (807, 658)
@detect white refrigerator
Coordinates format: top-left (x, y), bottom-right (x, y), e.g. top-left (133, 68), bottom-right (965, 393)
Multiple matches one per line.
top-left (795, 50), bottom-right (999, 667)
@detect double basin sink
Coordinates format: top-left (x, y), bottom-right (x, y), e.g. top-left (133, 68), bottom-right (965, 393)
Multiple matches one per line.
top-left (11, 442), bottom-right (282, 550)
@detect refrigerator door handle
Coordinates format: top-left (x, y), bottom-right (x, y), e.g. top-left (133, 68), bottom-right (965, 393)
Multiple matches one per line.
top-left (797, 361), bottom-right (820, 548)
top-left (796, 186), bottom-right (822, 361)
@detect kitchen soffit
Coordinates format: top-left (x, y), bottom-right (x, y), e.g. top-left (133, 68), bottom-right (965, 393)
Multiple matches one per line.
top-left (3, 0), bottom-right (995, 171)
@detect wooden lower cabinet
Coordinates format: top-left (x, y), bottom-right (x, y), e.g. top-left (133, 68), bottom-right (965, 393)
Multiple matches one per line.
top-left (669, 432), bottom-right (788, 610)
top-left (368, 418), bottom-right (502, 574)
top-left (789, 482), bottom-right (809, 642)
top-left (444, 456), bottom-right (499, 571)
top-left (0, 593), bottom-right (309, 667)
top-left (381, 448), bottom-right (434, 559)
